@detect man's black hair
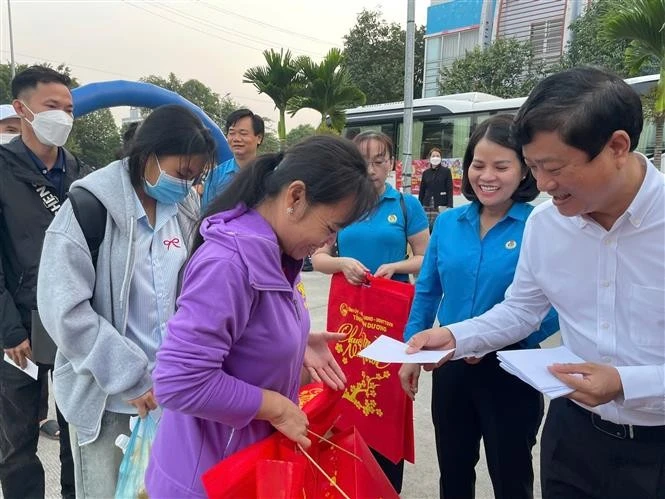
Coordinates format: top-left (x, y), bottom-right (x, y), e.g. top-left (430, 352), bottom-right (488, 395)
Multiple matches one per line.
top-left (11, 65), bottom-right (72, 99)
top-left (224, 108), bottom-right (264, 138)
top-left (513, 66), bottom-right (643, 160)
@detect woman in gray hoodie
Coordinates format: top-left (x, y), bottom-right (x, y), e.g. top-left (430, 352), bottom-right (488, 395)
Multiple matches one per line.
top-left (37, 104), bottom-right (216, 498)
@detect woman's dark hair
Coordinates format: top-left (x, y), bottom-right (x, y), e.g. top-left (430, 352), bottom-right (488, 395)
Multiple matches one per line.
top-left (352, 130), bottom-right (394, 159)
top-left (195, 135), bottom-right (377, 251)
top-left (126, 104), bottom-right (216, 188)
top-left (461, 114), bottom-right (539, 203)
top-left (513, 66), bottom-right (643, 159)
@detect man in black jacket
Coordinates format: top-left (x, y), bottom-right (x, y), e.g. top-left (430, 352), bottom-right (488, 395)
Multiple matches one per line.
top-left (0, 66), bottom-right (92, 499)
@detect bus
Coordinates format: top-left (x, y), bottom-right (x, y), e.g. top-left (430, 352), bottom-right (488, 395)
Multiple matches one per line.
top-left (342, 73), bottom-right (660, 195)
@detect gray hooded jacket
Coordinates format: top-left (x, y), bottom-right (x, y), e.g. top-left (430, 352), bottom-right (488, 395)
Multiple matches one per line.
top-left (37, 159), bottom-right (200, 445)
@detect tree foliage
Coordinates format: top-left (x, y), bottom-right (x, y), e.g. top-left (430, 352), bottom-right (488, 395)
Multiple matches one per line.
top-left (438, 38), bottom-right (548, 98)
top-left (67, 108), bottom-right (120, 167)
top-left (603, 0), bottom-right (665, 169)
top-left (288, 48), bottom-right (365, 132)
top-left (140, 72), bottom-right (231, 127)
top-left (286, 124), bottom-right (316, 147)
top-left (343, 9), bottom-right (425, 104)
top-left (243, 49), bottom-right (304, 149)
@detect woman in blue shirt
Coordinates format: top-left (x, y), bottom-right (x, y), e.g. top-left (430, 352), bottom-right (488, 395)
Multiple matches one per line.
top-left (400, 115), bottom-right (558, 499)
top-left (312, 130), bottom-right (430, 492)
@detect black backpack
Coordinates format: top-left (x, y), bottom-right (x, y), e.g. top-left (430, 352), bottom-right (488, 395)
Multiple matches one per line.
top-left (68, 187), bottom-right (107, 266)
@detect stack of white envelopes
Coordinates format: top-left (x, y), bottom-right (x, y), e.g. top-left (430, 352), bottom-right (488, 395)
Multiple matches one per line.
top-left (497, 346), bottom-right (585, 398)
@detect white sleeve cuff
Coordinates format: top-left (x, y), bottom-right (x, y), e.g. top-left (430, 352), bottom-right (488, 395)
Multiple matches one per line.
top-left (615, 364), bottom-right (665, 413)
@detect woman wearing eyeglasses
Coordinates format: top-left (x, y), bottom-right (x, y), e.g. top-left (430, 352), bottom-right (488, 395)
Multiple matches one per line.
top-left (311, 130), bottom-right (430, 492)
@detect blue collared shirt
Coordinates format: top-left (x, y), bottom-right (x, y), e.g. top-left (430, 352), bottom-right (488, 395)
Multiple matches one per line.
top-left (106, 193), bottom-right (186, 413)
top-left (202, 157), bottom-right (238, 210)
top-left (404, 201), bottom-right (558, 346)
top-left (23, 139), bottom-right (67, 199)
top-left (337, 183), bottom-right (429, 282)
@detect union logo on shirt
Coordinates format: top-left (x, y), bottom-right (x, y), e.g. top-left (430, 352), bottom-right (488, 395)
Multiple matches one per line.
top-left (387, 214), bottom-right (398, 224)
top-left (505, 240), bottom-right (517, 250)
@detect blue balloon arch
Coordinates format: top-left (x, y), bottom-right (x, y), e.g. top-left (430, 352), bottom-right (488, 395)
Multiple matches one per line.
top-left (71, 80), bottom-right (232, 164)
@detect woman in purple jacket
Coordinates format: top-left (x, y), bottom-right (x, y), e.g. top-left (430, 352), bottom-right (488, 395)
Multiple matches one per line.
top-left (145, 135), bottom-right (377, 498)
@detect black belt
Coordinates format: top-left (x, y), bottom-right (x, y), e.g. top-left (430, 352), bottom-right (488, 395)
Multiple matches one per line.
top-left (566, 399), bottom-right (665, 442)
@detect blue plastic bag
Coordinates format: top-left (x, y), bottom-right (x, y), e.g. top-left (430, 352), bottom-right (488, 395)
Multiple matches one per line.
top-left (114, 413), bottom-right (158, 499)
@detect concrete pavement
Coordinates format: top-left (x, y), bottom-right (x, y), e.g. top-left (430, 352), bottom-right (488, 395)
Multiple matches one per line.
top-left (31, 270), bottom-right (555, 498)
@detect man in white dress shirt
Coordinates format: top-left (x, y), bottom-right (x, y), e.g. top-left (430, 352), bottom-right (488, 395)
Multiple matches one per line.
top-left (406, 67), bottom-right (664, 499)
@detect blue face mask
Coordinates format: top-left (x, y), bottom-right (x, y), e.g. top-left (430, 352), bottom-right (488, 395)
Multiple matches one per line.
top-left (143, 155), bottom-right (193, 204)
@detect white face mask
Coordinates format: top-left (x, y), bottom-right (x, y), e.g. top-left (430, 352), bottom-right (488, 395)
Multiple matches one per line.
top-left (430, 156), bottom-right (442, 166)
top-left (21, 102), bottom-right (73, 147)
top-left (0, 133), bottom-right (19, 145)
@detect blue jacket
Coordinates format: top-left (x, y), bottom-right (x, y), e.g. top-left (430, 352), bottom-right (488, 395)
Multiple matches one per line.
top-left (404, 201), bottom-right (558, 347)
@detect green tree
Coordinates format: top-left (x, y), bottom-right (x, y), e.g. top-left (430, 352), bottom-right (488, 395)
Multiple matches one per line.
top-left (562, 0), bottom-right (659, 76)
top-left (67, 108), bottom-right (120, 167)
top-left (286, 124), bottom-right (316, 147)
top-left (288, 48), bottom-right (365, 132)
top-left (140, 72), bottom-right (231, 127)
top-left (343, 9), bottom-right (425, 104)
top-left (438, 38), bottom-right (548, 98)
top-left (604, 0), bottom-right (665, 169)
top-left (244, 49), bottom-right (303, 150)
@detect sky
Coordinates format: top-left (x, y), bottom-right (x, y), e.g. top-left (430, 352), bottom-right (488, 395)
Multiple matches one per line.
top-left (0, 0), bottom-right (428, 132)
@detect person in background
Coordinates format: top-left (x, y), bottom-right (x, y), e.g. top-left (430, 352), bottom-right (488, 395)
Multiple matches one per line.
top-left (400, 115), bottom-right (559, 499)
top-left (419, 147), bottom-right (454, 231)
top-left (0, 104), bottom-right (21, 144)
top-left (405, 67), bottom-right (665, 499)
top-left (37, 105), bottom-right (216, 498)
top-left (114, 121), bottom-right (140, 160)
top-left (0, 65), bottom-right (87, 499)
top-left (311, 131), bottom-right (429, 492)
top-left (144, 135), bottom-right (376, 498)
top-left (202, 108), bottom-right (264, 209)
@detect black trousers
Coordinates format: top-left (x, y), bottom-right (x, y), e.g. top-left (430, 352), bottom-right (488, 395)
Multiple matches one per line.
top-left (541, 398), bottom-right (665, 499)
top-left (0, 361), bottom-right (75, 499)
top-left (370, 448), bottom-right (404, 493)
top-left (431, 352), bottom-right (544, 499)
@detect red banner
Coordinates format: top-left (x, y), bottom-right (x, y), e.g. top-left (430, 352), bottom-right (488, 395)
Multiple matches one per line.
top-left (327, 273), bottom-right (416, 464)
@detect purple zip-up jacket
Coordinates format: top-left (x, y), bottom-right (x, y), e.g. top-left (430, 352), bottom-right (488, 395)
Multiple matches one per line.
top-left (145, 205), bottom-right (309, 498)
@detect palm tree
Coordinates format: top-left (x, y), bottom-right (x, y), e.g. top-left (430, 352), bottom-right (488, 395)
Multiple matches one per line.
top-left (243, 49), bottom-right (303, 150)
top-left (288, 48), bottom-right (366, 132)
top-left (604, 0), bottom-right (665, 170)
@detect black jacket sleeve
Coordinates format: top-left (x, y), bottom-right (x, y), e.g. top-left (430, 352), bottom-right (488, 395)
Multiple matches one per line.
top-left (0, 216), bottom-right (29, 349)
top-left (418, 169), bottom-right (428, 205)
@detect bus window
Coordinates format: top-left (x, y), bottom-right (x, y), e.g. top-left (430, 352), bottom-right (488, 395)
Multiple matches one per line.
top-left (396, 121), bottom-right (424, 160)
top-left (417, 115), bottom-right (471, 159)
top-left (637, 120), bottom-right (656, 158)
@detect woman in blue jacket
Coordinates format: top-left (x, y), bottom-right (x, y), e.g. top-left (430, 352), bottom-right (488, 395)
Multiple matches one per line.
top-left (399, 115), bottom-right (559, 499)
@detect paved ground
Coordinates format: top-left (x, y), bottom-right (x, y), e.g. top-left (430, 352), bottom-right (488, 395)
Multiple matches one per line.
top-left (30, 269), bottom-right (558, 498)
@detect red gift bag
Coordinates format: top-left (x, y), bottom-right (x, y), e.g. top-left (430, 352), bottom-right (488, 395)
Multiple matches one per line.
top-left (307, 426), bottom-right (400, 499)
top-left (327, 273), bottom-right (416, 464)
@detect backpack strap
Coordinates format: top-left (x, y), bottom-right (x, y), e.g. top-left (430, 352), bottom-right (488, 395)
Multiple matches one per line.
top-left (399, 193), bottom-right (409, 257)
top-left (68, 187), bottom-right (107, 268)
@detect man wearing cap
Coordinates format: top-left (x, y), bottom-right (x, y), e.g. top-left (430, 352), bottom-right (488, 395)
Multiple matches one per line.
top-left (0, 65), bottom-right (91, 499)
top-left (0, 104), bottom-right (21, 144)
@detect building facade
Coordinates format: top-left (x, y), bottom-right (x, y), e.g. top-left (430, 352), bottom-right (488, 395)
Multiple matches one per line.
top-left (423, 0), bottom-right (593, 97)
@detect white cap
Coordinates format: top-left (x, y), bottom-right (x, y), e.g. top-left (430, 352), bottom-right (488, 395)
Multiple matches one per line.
top-left (0, 104), bottom-right (19, 121)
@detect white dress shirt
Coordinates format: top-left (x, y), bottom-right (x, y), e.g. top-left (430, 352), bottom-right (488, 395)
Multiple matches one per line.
top-left (449, 157), bottom-right (665, 426)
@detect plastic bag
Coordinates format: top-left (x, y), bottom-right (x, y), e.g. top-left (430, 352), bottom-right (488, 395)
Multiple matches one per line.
top-left (114, 413), bottom-right (158, 499)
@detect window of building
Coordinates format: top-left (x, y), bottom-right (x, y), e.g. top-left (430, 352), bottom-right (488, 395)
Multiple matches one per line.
top-left (530, 18), bottom-right (564, 60)
top-left (424, 27), bottom-right (480, 97)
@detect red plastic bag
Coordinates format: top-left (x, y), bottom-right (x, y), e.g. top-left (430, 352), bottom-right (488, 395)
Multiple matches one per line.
top-left (327, 273), bottom-right (416, 464)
